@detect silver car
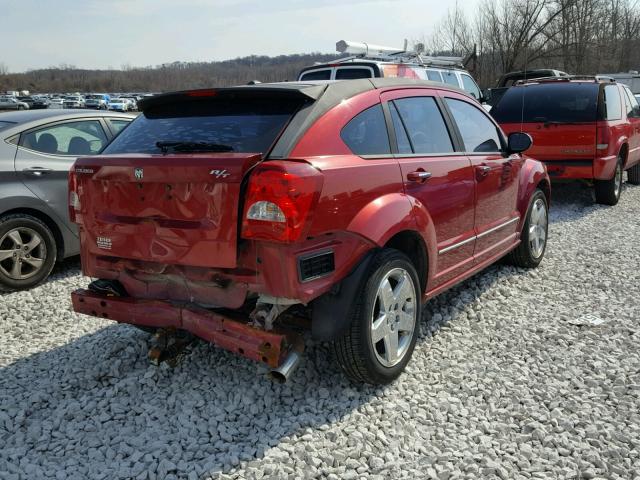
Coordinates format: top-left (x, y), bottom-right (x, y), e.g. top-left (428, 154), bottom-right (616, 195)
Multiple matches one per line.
top-left (0, 97), bottom-right (29, 110)
top-left (0, 109), bottom-right (135, 290)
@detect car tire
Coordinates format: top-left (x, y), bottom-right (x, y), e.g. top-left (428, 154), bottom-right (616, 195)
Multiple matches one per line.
top-left (508, 189), bottom-right (548, 269)
top-left (627, 163), bottom-right (640, 185)
top-left (0, 214), bottom-right (57, 291)
top-left (332, 249), bottom-right (421, 385)
top-left (594, 157), bottom-right (623, 205)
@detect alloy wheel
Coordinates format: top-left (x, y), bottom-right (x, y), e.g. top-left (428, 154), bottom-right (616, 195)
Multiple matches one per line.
top-left (0, 227), bottom-right (47, 280)
top-left (370, 268), bottom-right (417, 367)
top-left (528, 198), bottom-right (548, 259)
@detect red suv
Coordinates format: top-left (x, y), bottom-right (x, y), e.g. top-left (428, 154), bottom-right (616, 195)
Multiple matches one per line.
top-left (492, 77), bottom-right (640, 205)
top-left (69, 79), bottom-right (550, 385)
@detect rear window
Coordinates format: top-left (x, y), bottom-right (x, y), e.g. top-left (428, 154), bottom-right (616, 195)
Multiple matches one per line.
top-left (426, 70), bottom-right (442, 82)
top-left (300, 69), bottom-right (331, 81)
top-left (491, 83), bottom-right (600, 123)
top-left (103, 96), bottom-right (303, 155)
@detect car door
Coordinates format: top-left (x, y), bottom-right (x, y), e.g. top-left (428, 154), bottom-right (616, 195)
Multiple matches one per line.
top-left (14, 118), bottom-right (111, 231)
top-left (441, 93), bottom-right (522, 264)
top-left (622, 86), bottom-right (640, 166)
top-left (381, 89), bottom-right (475, 288)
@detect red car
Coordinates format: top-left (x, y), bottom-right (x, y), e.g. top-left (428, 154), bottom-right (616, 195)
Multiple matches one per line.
top-left (69, 79), bottom-right (550, 385)
top-left (492, 77), bottom-right (640, 205)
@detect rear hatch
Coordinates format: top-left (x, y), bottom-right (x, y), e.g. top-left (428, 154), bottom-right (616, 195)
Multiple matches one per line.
top-left (71, 87), bottom-right (318, 268)
top-left (492, 82), bottom-right (599, 161)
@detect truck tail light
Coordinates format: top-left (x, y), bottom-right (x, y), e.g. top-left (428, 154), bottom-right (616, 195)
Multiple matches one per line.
top-left (241, 161), bottom-right (323, 243)
top-left (68, 168), bottom-right (80, 224)
top-left (596, 124), bottom-right (610, 153)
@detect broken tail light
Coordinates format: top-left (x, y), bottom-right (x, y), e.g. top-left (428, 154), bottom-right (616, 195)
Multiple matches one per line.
top-left (241, 161), bottom-right (323, 243)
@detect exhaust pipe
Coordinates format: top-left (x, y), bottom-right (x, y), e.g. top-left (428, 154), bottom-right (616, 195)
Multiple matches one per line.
top-left (268, 341), bottom-right (303, 383)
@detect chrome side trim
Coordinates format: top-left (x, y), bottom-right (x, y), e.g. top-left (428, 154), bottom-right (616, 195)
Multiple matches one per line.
top-left (438, 216), bottom-right (520, 255)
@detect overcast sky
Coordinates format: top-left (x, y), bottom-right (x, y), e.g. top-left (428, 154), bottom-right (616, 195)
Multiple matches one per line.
top-left (2, 0), bottom-right (480, 72)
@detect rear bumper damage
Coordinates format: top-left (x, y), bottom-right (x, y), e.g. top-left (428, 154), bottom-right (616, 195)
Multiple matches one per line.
top-left (71, 288), bottom-right (301, 369)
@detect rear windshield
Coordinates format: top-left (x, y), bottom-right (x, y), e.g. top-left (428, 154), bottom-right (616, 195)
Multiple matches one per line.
top-left (300, 69), bottom-right (331, 81)
top-left (491, 83), bottom-right (600, 123)
top-left (103, 96), bottom-right (302, 155)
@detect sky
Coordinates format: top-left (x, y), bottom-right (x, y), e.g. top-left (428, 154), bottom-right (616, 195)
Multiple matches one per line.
top-left (1, 0), bottom-right (480, 72)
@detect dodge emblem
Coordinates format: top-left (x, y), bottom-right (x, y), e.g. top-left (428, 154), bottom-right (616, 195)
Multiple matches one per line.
top-left (134, 167), bottom-right (144, 180)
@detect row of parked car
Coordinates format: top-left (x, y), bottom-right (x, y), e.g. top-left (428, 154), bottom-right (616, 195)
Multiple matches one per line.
top-left (0, 93), bottom-right (149, 112)
top-left (1, 40), bottom-right (639, 385)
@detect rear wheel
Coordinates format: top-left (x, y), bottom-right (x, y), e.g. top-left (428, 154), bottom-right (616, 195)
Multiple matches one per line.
top-left (332, 249), bottom-right (421, 385)
top-left (0, 214), bottom-right (57, 290)
top-left (508, 189), bottom-right (548, 269)
top-left (628, 163), bottom-right (640, 185)
top-left (594, 157), bottom-right (623, 205)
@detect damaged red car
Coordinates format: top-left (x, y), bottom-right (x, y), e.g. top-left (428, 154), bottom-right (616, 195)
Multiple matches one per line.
top-left (69, 79), bottom-right (550, 385)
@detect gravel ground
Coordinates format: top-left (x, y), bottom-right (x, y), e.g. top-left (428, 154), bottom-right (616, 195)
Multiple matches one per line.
top-left (1, 181), bottom-right (639, 480)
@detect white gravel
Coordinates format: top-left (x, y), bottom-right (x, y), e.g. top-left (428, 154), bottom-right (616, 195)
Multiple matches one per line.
top-left (1, 181), bottom-right (640, 480)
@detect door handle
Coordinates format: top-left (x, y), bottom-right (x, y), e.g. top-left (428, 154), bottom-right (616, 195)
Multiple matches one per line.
top-left (23, 167), bottom-right (53, 176)
top-left (407, 171), bottom-right (432, 182)
top-left (476, 165), bottom-right (491, 177)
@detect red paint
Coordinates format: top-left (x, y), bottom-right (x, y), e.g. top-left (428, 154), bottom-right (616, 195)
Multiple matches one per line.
top-left (70, 83), bottom-right (549, 366)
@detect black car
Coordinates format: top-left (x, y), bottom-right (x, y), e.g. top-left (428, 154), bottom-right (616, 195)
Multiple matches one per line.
top-left (18, 96), bottom-right (49, 109)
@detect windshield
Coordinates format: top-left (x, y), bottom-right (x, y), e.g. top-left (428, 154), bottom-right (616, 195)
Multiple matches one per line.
top-left (111, 99), bottom-right (124, 103)
top-left (103, 95), bottom-right (303, 155)
top-left (491, 83), bottom-right (600, 123)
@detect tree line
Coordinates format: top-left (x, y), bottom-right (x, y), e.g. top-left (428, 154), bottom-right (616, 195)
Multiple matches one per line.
top-left (423, 0), bottom-right (640, 87)
top-left (1, 0), bottom-right (639, 93)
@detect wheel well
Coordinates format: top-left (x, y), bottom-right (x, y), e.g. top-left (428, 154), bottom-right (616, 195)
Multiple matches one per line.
top-left (620, 144), bottom-right (629, 169)
top-left (0, 208), bottom-right (64, 260)
top-left (537, 178), bottom-right (551, 204)
top-left (385, 231), bottom-right (428, 294)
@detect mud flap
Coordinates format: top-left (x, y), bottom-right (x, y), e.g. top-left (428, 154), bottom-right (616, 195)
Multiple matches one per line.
top-left (310, 250), bottom-right (376, 341)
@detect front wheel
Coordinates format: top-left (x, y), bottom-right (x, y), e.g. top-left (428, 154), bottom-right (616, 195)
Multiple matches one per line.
top-left (332, 249), bottom-right (421, 385)
top-left (508, 189), bottom-right (548, 269)
top-left (595, 158), bottom-right (623, 205)
top-left (0, 214), bottom-right (57, 290)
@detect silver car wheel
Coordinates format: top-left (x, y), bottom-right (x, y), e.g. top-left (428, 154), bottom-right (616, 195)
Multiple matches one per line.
top-left (370, 267), bottom-right (417, 368)
top-left (0, 227), bottom-right (47, 280)
top-left (528, 198), bottom-right (548, 259)
top-left (614, 161), bottom-right (623, 198)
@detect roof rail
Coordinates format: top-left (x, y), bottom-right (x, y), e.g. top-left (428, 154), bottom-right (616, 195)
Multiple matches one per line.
top-left (516, 75), bottom-right (616, 85)
top-left (334, 40), bottom-right (464, 68)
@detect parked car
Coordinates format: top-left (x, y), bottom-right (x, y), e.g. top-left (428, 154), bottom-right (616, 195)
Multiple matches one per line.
top-left (0, 97), bottom-right (29, 110)
top-left (484, 69), bottom-right (569, 108)
top-left (120, 96), bottom-right (138, 111)
top-left (30, 96), bottom-right (50, 109)
top-left (69, 79), bottom-right (550, 385)
top-left (107, 98), bottom-right (130, 111)
top-left (63, 96), bottom-right (85, 109)
top-left (84, 94), bottom-right (110, 110)
top-left (0, 110), bottom-right (135, 290)
top-left (297, 40), bottom-right (484, 101)
top-left (492, 77), bottom-right (640, 205)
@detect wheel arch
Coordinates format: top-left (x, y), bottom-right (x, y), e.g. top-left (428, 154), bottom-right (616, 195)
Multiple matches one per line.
top-left (384, 230), bottom-right (428, 295)
top-left (0, 207), bottom-right (65, 261)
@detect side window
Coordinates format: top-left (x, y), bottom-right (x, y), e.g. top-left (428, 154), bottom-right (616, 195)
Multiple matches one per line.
top-left (300, 69), bottom-right (331, 81)
top-left (604, 85), bottom-right (622, 120)
top-left (442, 71), bottom-right (459, 87)
top-left (623, 87), bottom-right (639, 116)
top-left (335, 68), bottom-right (373, 80)
top-left (461, 74), bottom-right (481, 100)
top-left (21, 120), bottom-right (109, 156)
top-left (109, 119), bottom-right (131, 135)
top-left (389, 102), bottom-right (412, 154)
top-left (426, 70), bottom-right (443, 82)
top-left (340, 104), bottom-right (390, 156)
top-left (393, 97), bottom-right (454, 154)
top-left (445, 98), bottom-right (502, 153)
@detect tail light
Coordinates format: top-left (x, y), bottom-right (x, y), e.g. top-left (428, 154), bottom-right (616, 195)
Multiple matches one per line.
top-left (241, 161), bottom-right (323, 243)
top-left (68, 167), bottom-right (80, 224)
top-left (596, 124), bottom-right (610, 154)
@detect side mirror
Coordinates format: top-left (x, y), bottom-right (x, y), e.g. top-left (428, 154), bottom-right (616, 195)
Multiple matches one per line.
top-left (507, 132), bottom-right (533, 154)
